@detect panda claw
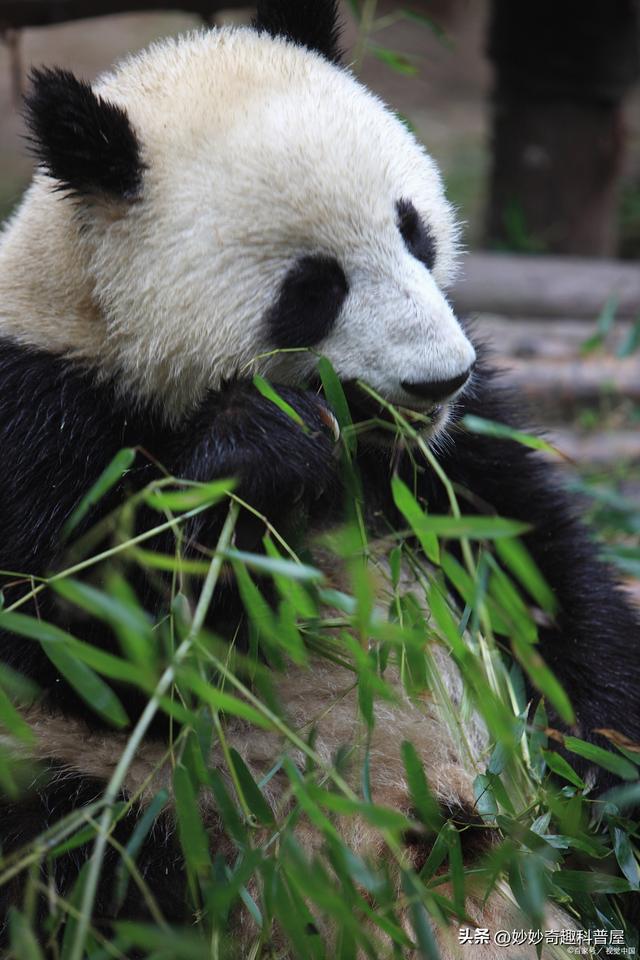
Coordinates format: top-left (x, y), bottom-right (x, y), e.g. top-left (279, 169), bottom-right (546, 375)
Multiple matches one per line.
top-left (317, 406), bottom-right (340, 443)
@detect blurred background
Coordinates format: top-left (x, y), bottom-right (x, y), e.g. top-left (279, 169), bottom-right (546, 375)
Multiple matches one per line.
top-left (1, 0), bottom-right (639, 591)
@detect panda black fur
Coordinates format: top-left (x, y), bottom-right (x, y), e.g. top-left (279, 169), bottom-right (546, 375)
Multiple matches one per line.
top-left (0, 1), bottom-right (638, 954)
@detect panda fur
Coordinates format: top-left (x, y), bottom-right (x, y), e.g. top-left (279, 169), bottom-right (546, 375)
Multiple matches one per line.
top-left (0, 1), bottom-right (638, 955)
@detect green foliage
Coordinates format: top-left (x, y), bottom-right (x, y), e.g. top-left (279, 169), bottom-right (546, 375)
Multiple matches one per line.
top-left (349, 1), bottom-right (450, 76)
top-left (0, 361), bottom-right (637, 958)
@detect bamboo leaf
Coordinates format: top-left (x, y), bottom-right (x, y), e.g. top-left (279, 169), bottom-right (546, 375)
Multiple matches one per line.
top-left (174, 764), bottom-right (212, 875)
top-left (612, 826), bottom-right (640, 889)
top-left (253, 375), bottom-right (308, 431)
top-left (542, 751), bottom-right (586, 789)
top-left (144, 479), bottom-right (233, 513)
top-left (407, 513), bottom-right (531, 540)
top-left (8, 909), bottom-right (45, 960)
top-left (0, 612), bottom-right (129, 728)
top-left (564, 736), bottom-right (638, 781)
top-left (391, 476), bottom-right (439, 563)
top-left (178, 668), bottom-right (275, 731)
top-left (495, 537), bottom-right (557, 614)
top-left (63, 447), bottom-right (135, 536)
top-left (229, 748), bottom-right (275, 825)
top-left (462, 415), bottom-right (563, 457)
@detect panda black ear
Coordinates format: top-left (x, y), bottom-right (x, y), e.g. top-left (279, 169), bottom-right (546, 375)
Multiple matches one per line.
top-left (254, 0), bottom-right (342, 62)
top-left (24, 67), bottom-right (144, 200)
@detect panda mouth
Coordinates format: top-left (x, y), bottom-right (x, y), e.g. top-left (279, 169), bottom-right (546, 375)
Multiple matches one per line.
top-left (338, 381), bottom-right (445, 439)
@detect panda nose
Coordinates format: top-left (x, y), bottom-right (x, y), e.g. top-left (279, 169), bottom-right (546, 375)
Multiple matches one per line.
top-left (401, 367), bottom-right (472, 403)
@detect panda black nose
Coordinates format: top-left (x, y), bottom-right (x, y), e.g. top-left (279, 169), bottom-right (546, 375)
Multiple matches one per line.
top-left (401, 367), bottom-right (472, 403)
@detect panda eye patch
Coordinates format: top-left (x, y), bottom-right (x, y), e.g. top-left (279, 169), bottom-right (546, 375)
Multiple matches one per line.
top-left (396, 199), bottom-right (436, 271)
top-left (268, 255), bottom-right (349, 349)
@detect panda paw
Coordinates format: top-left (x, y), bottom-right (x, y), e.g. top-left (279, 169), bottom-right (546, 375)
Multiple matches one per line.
top-left (187, 381), bottom-right (341, 517)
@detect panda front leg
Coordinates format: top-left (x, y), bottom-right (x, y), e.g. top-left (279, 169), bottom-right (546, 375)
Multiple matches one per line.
top-left (422, 364), bottom-right (640, 785)
top-left (157, 381), bottom-right (339, 543)
top-left (127, 380), bottom-right (341, 630)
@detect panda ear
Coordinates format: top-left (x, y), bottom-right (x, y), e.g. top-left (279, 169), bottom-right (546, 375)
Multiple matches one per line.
top-left (24, 67), bottom-right (144, 200)
top-left (254, 0), bottom-right (342, 62)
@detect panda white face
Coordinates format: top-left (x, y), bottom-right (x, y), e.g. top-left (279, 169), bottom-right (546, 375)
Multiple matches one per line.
top-left (8, 28), bottom-right (475, 428)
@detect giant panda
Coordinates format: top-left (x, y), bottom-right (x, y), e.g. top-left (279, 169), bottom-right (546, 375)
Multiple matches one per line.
top-left (0, 1), bottom-right (638, 956)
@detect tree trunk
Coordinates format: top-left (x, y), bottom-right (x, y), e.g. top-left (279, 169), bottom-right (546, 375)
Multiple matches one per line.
top-left (486, 0), bottom-right (640, 257)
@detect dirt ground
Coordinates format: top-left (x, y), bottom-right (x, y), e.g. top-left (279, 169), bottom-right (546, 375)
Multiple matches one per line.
top-left (1, 1), bottom-right (638, 249)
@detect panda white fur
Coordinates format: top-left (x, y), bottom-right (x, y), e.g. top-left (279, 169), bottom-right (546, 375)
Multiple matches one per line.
top-left (0, 1), bottom-right (638, 956)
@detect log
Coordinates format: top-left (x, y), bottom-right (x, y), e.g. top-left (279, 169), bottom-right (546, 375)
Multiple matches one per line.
top-left (544, 428), bottom-right (640, 465)
top-left (475, 315), bottom-right (637, 361)
top-left (495, 355), bottom-right (640, 405)
top-left (0, 1), bottom-right (248, 29)
top-left (452, 253), bottom-right (640, 320)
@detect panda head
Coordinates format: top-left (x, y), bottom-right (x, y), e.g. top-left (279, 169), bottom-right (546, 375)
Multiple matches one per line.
top-left (19, 0), bottom-right (475, 428)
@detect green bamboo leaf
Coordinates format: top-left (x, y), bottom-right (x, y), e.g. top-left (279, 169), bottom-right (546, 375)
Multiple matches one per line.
top-left (63, 447), bottom-right (136, 537)
top-left (508, 628), bottom-right (574, 725)
top-left (564, 736), bottom-right (638, 781)
top-left (271, 869), bottom-right (321, 959)
top-left (0, 662), bottom-right (40, 703)
top-left (0, 685), bottom-right (35, 743)
top-left (555, 869), bottom-right (632, 894)
top-left (446, 826), bottom-right (465, 918)
top-left (427, 585), bottom-right (466, 660)
top-left (0, 612), bottom-right (129, 728)
top-left (304, 781), bottom-right (414, 832)
top-left (617, 316), bottom-right (640, 357)
top-left (1, 609), bottom-right (148, 688)
top-left (130, 548), bottom-right (210, 574)
top-left (487, 559), bottom-right (537, 644)
top-left (401, 871), bottom-right (441, 960)
top-left (60, 861), bottom-right (93, 959)
top-left (144, 478), bottom-right (233, 512)
top-left (52, 578), bottom-right (153, 642)
top-left (580, 296), bottom-right (618, 355)
top-left (599, 782), bottom-right (640, 812)
top-left (232, 562), bottom-right (277, 636)
top-left (114, 922), bottom-right (210, 959)
top-left (419, 826), bottom-right (450, 880)
top-left (8, 909), bottom-right (45, 960)
top-left (229, 748), bottom-right (275, 825)
top-left (391, 476), bottom-right (439, 563)
top-left (612, 826), bottom-right (640, 889)
top-left (462, 415), bottom-right (563, 457)
top-left (224, 548), bottom-right (323, 582)
top-left (440, 552), bottom-right (510, 636)
top-left (253, 375), bottom-right (308, 431)
top-left (542, 750), bottom-right (586, 789)
top-left (370, 45), bottom-right (419, 76)
top-left (264, 538), bottom-right (318, 618)
top-left (207, 768), bottom-right (246, 843)
top-left (174, 764), bottom-right (212, 875)
top-left (410, 513), bottom-right (531, 540)
top-left (318, 355), bottom-right (355, 453)
top-left (473, 774), bottom-right (498, 822)
top-left (495, 537), bottom-right (557, 614)
top-left (178, 668), bottom-right (274, 731)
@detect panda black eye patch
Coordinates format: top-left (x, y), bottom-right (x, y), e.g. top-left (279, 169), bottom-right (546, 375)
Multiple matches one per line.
top-left (396, 198), bottom-right (436, 271)
top-left (267, 255), bottom-right (349, 349)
